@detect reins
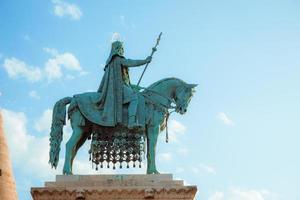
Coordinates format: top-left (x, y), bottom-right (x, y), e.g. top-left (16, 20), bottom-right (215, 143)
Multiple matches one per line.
top-left (140, 87), bottom-right (178, 143)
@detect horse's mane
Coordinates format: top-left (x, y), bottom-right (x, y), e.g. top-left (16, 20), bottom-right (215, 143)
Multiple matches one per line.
top-left (147, 77), bottom-right (186, 90)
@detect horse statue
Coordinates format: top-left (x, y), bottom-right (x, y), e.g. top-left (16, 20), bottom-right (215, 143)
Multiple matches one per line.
top-left (48, 77), bottom-right (196, 175)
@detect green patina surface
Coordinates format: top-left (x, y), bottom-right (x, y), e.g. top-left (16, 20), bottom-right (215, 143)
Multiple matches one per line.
top-left (48, 36), bottom-right (197, 175)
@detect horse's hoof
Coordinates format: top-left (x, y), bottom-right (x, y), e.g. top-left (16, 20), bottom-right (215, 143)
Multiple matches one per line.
top-left (63, 169), bottom-right (73, 175)
top-left (63, 171), bottom-right (73, 175)
top-left (147, 169), bottom-right (160, 174)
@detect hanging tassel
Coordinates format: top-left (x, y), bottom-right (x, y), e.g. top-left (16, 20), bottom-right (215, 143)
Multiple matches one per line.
top-left (127, 162), bottom-right (129, 168)
top-left (133, 162), bottom-right (136, 168)
top-left (165, 112), bottom-right (170, 143)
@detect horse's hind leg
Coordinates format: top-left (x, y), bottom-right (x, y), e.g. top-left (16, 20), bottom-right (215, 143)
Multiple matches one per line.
top-left (63, 125), bottom-right (84, 175)
top-left (70, 130), bottom-right (91, 169)
top-left (63, 111), bottom-right (85, 175)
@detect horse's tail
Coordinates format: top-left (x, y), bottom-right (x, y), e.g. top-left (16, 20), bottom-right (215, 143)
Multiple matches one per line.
top-left (49, 97), bottom-right (72, 169)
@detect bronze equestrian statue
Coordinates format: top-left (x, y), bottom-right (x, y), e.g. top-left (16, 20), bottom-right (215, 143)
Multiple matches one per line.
top-left (49, 34), bottom-right (197, 174)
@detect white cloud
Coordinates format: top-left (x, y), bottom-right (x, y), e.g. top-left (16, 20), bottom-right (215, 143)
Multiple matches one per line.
top-left (34, 109), bottom-right (52, 133)
top-left (1, 107), bottom-right (117, 200)
top-left (199, 164), bottom-right (216, 175)
top-left (56, 52), bottom-right (81, 71)
top-left (208, 188), bottom-right (278, 200)
top-left (217, 112), bottom-right (234, 126)
top-left (43, 47), bottom-right (59, 56)
top-left (52, 0), bottom-right (82, 20)
top-left (1, 109), bottom-right (32, 160)
top-left (209, 191), bottom-right (224, 200)
top-left (168, 119), bottom-right (186, 142)
top-left (79, 70), bottom-right (89, 76)
top-left (177, 147), bottom-right (189, 156)
top-left (191, 163), bottom-right (216, 175)
top-left (175, 167), bottom-right (184, 173)
top-left (44, 48), bottom-right (82, 81)
top-left (2, 57), bottom-right (42, 82)
top-left (29, 90), bottom-right (40, 99)
top-left (158, 152), bottom-right (172, 162)
top-left (44, 58), bottom-right (63, 80)
top-left (1, 108), bottom-right (104, 179)
top-left (230, 188), bottom-right (271, 200)
top-left (2, 48), bottom-right (84, 82)
top-left (119, 15), bottom-right (135, 30)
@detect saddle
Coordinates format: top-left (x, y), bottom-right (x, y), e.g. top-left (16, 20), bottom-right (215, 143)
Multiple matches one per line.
top-left (72, 92), bottom-right (147, 170)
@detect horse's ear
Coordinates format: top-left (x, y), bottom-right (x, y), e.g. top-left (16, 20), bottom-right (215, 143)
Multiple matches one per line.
top-left (188, 84), bottom-right (198, 89)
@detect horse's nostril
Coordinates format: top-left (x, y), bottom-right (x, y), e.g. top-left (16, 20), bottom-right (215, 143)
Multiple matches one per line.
top-left (184, 109), bottom-right (187, 112)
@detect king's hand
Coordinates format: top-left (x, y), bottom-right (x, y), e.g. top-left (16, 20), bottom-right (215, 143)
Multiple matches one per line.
top-left (131, 84), bottom-right (143, 92)
top-left (146, 56), bottom-right (152, 63)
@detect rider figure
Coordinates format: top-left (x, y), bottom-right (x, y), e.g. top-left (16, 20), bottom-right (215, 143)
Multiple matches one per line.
top-left (97, 41), bottom-right (151, 129)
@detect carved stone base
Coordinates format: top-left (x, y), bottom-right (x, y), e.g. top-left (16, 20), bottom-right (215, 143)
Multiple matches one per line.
top-left (31, 174), bottom-right (197, 200)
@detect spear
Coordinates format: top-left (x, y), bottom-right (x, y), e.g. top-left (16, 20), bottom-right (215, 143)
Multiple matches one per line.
top-left (137, 32), bottom-right (162, 86)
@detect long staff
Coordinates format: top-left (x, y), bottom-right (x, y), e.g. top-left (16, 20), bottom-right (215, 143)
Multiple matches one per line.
top-left (137, 32), bottom-right (162, 86)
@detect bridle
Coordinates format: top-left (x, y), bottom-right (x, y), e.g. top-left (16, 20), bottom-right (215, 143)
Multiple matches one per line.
top-left (141, 86), bottom-right (188, 143)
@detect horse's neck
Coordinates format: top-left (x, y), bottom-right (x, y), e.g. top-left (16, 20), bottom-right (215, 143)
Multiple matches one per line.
top-left (149, 79), bottom-right (180, 100)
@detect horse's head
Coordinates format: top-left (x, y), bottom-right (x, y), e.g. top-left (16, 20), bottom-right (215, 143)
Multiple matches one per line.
top-left (174, 83), bottom-right (197, 114)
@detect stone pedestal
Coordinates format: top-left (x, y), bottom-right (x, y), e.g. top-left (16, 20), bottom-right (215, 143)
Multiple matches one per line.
top-left (31, 174), bottom-right (197, 200)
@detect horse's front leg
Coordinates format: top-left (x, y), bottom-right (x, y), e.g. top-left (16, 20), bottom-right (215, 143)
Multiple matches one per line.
top-left (146, 125), bottom-right (160, 174)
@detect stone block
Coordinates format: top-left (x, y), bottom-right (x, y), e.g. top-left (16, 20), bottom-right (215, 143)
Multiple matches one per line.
top-left (31, 174), bottom-right (197, 200)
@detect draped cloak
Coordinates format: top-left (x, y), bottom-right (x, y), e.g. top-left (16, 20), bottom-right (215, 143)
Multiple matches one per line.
top-left (96, 55), bottom-right (126, 126)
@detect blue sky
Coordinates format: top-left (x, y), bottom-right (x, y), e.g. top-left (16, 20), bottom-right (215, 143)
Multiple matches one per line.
top-left (1, 0), bottom-right (300, 199)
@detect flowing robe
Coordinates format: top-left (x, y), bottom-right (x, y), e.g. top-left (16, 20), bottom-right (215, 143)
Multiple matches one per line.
top-left (97, 55), bottom-right (147, 126)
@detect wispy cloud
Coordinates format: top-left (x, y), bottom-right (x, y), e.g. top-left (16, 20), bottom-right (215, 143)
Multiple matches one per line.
top-left (29, 90), bottom-right (40, 100)
top-left (52, 0), bottom-right (82, 20)
top-left (209, 191), bottom-right (224, 200)
top-left (120, 15), bottom-right (136, 30)
top-left (208, 188), bottom-right (278, 200)
top-left (177, 147), bottom-right (189, 156)
top-left (43, 47), bottom-right (59, 56)
top-left (44, 47), bottom-right (83, 81)
top-left (2, 57), bottom-right (42, 82)
top-left (2, 48), bottom-right (85, 82)
top-left (168, 119), bottom-right (186, 142)
top-left (1, 108), bottom-right (107, 178)
top-left (158, 152), bottom-right (172, 162)
top-left (217, 112), bottom-right (234, 126)
top-left (191, 163), bottom-right (216, 175)
top-left (34, 109), bottom-right (52, 133)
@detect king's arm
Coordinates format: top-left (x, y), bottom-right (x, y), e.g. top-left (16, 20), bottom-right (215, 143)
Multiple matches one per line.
top-left (121, 56), bottom-right (152, 67)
